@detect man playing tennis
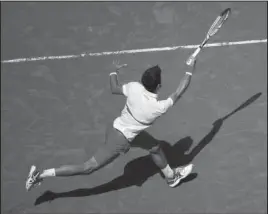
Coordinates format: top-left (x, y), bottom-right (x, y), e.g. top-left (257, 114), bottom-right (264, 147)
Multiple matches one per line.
top-left (26, 58), bottom-right (197, 191)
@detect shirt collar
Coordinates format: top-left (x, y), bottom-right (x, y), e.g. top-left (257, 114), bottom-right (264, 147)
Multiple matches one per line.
top-left (144, 87), bottom-right (158, 98)
top-left (139, 82), bottom-right (158, 98)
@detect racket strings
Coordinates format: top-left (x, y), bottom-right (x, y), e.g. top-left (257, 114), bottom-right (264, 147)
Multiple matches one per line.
top-left (208, 17), bottom-right (222, 36)
top-left (208, 11), bottom-right (229, 36)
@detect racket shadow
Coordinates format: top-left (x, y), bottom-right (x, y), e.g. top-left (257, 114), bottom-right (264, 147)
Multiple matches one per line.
top-left (34, 92), bottom-right (262, 205)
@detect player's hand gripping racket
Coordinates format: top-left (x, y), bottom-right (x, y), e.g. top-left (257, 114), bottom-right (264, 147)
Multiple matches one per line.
top-left (186, 8), bottom-right (231, 66)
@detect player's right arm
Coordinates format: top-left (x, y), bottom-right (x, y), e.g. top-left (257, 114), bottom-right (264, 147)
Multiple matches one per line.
top-left (169, 60), bottom-right (197, 104)
top-left (154, 60), bottom-right (197, 117)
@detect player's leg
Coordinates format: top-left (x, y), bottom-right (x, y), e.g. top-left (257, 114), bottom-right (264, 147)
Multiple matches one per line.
top-left (149, 143), bottom-right (193, 188)
top-left (26, 125), bottom-right (130, 191)
top-left (149, 144), bottom-right (174, 178)
top-left (42, 156), bottom-right (102, 177)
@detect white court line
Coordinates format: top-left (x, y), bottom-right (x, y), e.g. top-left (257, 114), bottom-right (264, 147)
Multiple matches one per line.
top-left (1, 39), bottom-right (267, 64)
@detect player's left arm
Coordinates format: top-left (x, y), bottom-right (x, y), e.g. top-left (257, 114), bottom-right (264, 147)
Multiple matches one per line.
top-left (110, 72), bottom-right (124, 95)
top-left (109, 60), bottom-right (128, 95)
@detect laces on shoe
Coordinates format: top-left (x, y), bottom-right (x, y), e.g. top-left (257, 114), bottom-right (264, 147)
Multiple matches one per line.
top-left (174, 167), bottom-right (184, 177)
top-left (32, 172), bottom-right (42, 186)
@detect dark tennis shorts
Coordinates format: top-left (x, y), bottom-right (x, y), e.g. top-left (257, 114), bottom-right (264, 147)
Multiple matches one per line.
top-left (93, 123), bottom-right (131, 166)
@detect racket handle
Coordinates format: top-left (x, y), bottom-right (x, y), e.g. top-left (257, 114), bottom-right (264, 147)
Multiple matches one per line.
top-left (186, 47), bottom-right (201, 65)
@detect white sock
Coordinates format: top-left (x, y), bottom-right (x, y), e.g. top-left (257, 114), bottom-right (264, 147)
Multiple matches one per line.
top-left (161, 165), bottom-right (174, 179)
top-left (39, 168), bottom-right (56, 179)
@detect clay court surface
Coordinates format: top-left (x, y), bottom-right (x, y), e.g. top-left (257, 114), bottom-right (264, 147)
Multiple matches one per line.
top-left (1, 2), bottom-right (267, 213)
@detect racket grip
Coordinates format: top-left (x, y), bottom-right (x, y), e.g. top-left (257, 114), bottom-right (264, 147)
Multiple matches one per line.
top-left (186, 47), bottom-right (201, 65)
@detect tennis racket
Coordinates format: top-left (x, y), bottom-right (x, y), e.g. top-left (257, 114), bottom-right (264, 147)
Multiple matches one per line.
top-left (186, 8), bottom-right (231, 65)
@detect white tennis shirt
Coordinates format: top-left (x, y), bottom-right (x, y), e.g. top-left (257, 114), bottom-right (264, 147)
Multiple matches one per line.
top-left (113, 81), bottom-right (174, 141)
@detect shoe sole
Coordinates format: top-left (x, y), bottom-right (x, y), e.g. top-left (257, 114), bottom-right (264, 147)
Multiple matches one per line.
top-left (169, 164), bottom-right (193, 188)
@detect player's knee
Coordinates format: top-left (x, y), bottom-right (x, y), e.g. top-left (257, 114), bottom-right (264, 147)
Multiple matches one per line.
top-left (83, 157), bottom-right (99, 174)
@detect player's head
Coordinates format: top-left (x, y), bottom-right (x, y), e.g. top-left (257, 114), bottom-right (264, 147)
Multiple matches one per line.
top-left (141, 65), bottom-right (162, 93)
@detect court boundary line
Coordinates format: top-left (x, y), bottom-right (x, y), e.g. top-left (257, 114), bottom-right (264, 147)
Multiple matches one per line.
top-left (1, 39), bottom-right (267, 64)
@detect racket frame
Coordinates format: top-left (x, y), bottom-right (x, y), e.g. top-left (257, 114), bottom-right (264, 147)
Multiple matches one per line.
top-left (186, 8), bottom-right (231, 65)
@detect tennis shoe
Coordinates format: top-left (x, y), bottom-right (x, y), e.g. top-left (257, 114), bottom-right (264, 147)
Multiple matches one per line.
top-left (167, 163), bottom-right (194, 188)
top-left (26, 165), bottom-right (43, 191)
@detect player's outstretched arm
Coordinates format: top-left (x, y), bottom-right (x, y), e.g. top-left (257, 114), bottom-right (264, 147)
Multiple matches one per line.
top-left (169, 60), bottom-right (197, 104)
top-left (109, 60), bottom-right (127, 95)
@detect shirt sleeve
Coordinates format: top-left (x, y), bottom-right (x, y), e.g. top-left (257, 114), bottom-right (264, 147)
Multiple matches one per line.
top-left (122, 82), bottom-right (137, 97)
top-left (122, 83), bottom-right (130, 97)
top-left (156, 97), bottom-right (174, 115)
top-left (122, 82), bottom-right (140, 97)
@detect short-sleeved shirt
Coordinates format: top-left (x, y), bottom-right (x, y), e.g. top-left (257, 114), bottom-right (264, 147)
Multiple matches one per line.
top-left (113, 81), bottom-right (174, 142)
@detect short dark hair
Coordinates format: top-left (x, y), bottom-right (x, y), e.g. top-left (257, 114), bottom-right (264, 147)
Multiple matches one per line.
top-left (141, 65), bottom-right (162, 93)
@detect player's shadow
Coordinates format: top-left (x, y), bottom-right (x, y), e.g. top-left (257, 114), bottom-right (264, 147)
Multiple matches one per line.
top-left (35, 92), bottom-right (262, 205)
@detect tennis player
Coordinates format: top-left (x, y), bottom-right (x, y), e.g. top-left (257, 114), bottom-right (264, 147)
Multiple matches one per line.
top-left (26, 59), bottom-right (197, 191)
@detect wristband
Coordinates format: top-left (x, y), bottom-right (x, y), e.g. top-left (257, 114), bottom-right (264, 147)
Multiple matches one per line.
top-left (109, 72), bottom-right (118, 76)
top-left (185, 72), bottom-right (192, 76)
